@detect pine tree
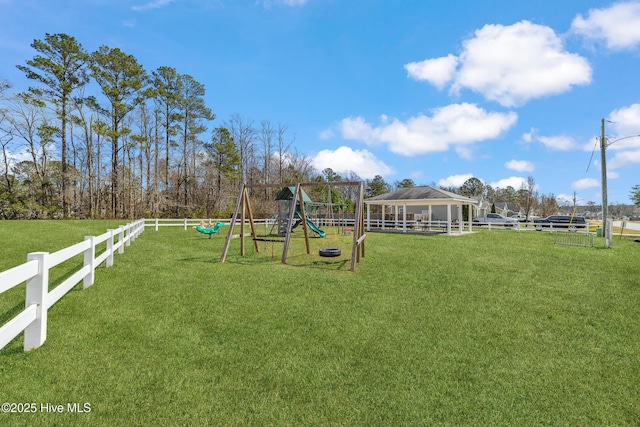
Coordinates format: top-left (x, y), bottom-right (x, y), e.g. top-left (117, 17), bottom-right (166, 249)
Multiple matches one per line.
top-left (630, 185), bottom-right (640, 207)
top-left (17, 33), bottom-right (89, 217)
top-left (90, 46), bottom-right (149, 218)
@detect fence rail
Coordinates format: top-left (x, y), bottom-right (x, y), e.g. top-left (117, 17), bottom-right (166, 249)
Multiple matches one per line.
top-left (0, 220), bottom-right (145, 352)
top-left (145, 218), bottom-right (233, 231)
top-left (144, 218), bottom-right (357, 231)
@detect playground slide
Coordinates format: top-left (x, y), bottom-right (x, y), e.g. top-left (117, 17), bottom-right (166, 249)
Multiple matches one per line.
top-left (305, 218), bottom-right (326, 238)
top-left (294, 206), bottom-right (325, 238)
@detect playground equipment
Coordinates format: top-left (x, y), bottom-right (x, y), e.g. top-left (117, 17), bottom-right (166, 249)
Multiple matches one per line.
top-left (194, 221), bottom-right (226, 238)
top-left (276, 187), bottom-right (326, 238)
top-left (220, 182), bottom-right (366, 272)
top-left (319, 248), bottom-right (341, 257)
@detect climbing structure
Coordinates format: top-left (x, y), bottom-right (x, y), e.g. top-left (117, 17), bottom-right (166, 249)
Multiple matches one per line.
top-left (275, 186), bottom-right (325, 238)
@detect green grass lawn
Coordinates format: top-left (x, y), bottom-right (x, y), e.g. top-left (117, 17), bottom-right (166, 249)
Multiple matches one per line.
top-left (1, 222), bottom-right (639, 426)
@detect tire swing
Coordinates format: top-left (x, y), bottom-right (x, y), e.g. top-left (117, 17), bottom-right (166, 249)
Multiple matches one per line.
top-left (319, 248), bottom-right (341, 257)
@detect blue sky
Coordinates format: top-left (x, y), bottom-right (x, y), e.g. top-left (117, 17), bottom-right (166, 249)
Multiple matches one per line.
top-left (2, 0), bottom-right (640, 204)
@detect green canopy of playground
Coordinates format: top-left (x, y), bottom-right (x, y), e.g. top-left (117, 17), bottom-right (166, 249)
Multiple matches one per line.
top-left (275, 186), bottom-right (313, 203)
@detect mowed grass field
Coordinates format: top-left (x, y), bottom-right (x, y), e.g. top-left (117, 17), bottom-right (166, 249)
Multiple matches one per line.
top-left (1, 221), bottom-right (639, 426)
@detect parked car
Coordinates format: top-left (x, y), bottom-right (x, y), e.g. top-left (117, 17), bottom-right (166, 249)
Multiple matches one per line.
top-left (472, 213), bottom-right (518, 226)
top-left (533, 215), bottom-right (587, 231)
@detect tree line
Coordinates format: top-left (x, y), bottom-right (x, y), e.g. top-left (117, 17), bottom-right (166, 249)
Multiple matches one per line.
top-left (0, 33), bottom-right (371, 220)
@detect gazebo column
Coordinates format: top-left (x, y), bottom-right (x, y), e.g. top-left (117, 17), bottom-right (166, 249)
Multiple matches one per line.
top-left (394, 205), bottom-right (399, 229)
top-left (447, 203), bottom-right (452, 235)
top-left (468, 202), bottom-right (473, 232)
top-left (458, 204), bottom-right (463, 233)
top-left (382, 205), bottom-right (386, 230)
top-left (366, 204), bottom-right (371, 231)
top-left (402, 204), bottom-right (407, 233)
top-left (428, 204), bottom-right (432, 229)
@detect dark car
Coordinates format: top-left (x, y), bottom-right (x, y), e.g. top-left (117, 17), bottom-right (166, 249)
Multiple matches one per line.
top-left (533, 215), bottom-right (587, 231)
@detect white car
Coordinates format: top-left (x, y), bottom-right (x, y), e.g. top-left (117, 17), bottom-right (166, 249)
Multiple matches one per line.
top-left (472, 213), bottom-right (518, 226)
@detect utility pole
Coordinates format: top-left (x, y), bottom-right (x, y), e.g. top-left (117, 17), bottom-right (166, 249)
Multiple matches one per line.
top-left (598, 119), bottom-right (640, 248)
top-left (600, 118), bottom-right (610, 247)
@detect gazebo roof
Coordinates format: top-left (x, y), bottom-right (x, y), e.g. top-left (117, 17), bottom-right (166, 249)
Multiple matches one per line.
top-left (365, 186), bottom-right (476, 206)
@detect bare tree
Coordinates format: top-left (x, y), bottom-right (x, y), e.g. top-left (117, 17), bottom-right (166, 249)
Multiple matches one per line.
top-left (225, 114), bottom-right (255, 185)
top-left (275, 122), bottom-right (294, 185)
top-left (0, 79), bottom-right (14, 195)
top-left (6, 93), bottom-right (58, 215)
top-left (280, 148), bottom-right (314, 183)
top-left (519, 176), bottom-right (538, 219)
top-left (539, 193), bottom-right (558, 217)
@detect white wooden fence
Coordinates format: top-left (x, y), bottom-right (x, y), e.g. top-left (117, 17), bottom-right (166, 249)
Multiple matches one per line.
top-left (144, 218), bottom-right (357, 231)
top-left (474, 221), bottom-right (591, 232)
top-left (0, 220), bottom-right (145, 352)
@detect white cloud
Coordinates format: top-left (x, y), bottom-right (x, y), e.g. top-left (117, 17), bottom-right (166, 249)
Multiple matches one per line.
top-left (456, 21), bottom-right (591, 106)
top-left (598, 104), bottom-right (640, 170)
top-left (311, 146), bottom-right (394, 179)
top-left (537, 135), bottom-right (577, 151)
top-left (455, 145), bottom-right (474, 160)
top-left (0, 147), bottom-right (31, 173)
top-left (438, 174), bottom-right (475, 188)
top-left (406, 21), bottom-right (591, 107)
top-left (319, 128), bottom-right (334, 140)
top-left (338, 103), bottom-right (517, 157)
top-left (490, 176), bottom-right (527, 190)
top-left (521, 130), bottom-right (534, 144)
top-left (505, 159), bottom-right (534, 172)
top-left (262, 0), bottom-right (308, 6)
top-left (571, 2), bottom-right (640, 50)
top-left (132, 0), bottom-right (174, 11)
top-left (522, 129), bottom-right (578, 151)
top-left (572, 178), bottom-right (600, 190)
top-left (608, 149), bottom-right (640, 169)
top-left (405, 55), bottom-right (458, 89)
top-left (607, 104), bottom-right (640, 149)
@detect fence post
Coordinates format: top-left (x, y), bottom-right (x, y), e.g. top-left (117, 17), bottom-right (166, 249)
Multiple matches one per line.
top-left (83, 236), bottom-right (96, 289)
top-left (184, 218), bottom-right (187, 231)
top-left (135, 220), bottom-right (142, 239)
top-left (130, 222), bottom-right (137, 242)
top-left (107, 229), bottom-right (115, 267)
top-left (118, 226), bottom-right (125, 254)
top-left (24, 252), bottom-right (49, 351)
top-left (125, 223), bottom-right (131, 247)
top-left (155, 218), bottom-right (159, 231)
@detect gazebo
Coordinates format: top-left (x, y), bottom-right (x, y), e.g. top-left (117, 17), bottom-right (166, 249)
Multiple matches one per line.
top-left (364, 186), bottom-right (477, 235)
